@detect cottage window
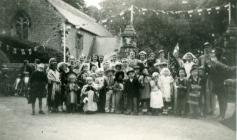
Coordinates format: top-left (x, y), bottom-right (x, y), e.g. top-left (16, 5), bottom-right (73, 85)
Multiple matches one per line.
top-left (13, 11), bottom-right (30, 40)
top-left (76, 34), bottom-right (83, 58)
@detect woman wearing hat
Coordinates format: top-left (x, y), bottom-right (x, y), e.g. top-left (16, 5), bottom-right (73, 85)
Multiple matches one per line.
top-left (95, 68), bottom-right (107, 112)
top-left (113, 71), bottom-right (125, 113)
top-left (29, 64), bottom-right (47, 115)
top-left (58, 62), bottom-right (69, 112)
top-left (183, 52), bottom-right (196, 78)
top-left (138, 67), bottom-right (151, 114)
top-left (47, 58), bottom-right (61, 112)
top-left (156, 50), bottom-right (168, 66)
top-left (128, 51), bottom-right (139, 68)
top-left (90, 54), bottom-right (100, 70)
top-left (187, 65), bottom-right (202, 118)
top-left (65, 71), bottom-right (80, 113)
top-left (138, 51), bottom-right (148, 67)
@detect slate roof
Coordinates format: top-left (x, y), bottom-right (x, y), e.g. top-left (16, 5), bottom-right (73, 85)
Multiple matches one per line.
top-left (47, 0), bottom-right (112, 37)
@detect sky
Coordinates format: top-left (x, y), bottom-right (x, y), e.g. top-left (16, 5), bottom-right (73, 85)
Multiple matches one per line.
top-left (84, 0), bottom-right (103, 9)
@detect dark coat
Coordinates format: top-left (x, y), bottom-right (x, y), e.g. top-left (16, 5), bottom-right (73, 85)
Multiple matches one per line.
top-left (207, 60), bottom-right (236, 93)
top-left (124, 78), bottom-right (140, 98)
top-left (29, 71), bottom-right (47, 98)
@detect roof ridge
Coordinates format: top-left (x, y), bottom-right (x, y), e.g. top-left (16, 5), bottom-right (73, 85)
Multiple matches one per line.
top-left (48, 0), bottom-right (96, 23)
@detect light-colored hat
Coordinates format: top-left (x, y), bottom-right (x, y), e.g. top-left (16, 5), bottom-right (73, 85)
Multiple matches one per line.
top-left (158, 50), bottom-right (164, 54)
top-left (203, 42), bottom-right (211, 48)
top-left (152, 72), bottom-right (159, 78)
top-left (121, 58), bottom-right (128, 63)
top-left (49, 58), bottom-right (57, 64)
top-left (154, 62), bottom-right (160, 67)
top-left (182, 52), bottom-right (196, 60)
top-left (154, 61), bottom-right (167, 67)
top-left (115, 61), bottom-right (122, 67)
top-left (86, 76), bottom-right (93, 82)
top-left (96, 68), bottom-right (104, 74)
top-left (160, 68), bottom-right (171, 76)
top-left (37, 63), bottom-right (44, 69)
top-left (139, 51), bottom-right (147, 55)
top-left (105, 68), bottom-right (115, 74)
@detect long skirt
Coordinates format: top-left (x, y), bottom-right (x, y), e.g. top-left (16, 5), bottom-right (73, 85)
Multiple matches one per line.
top-left (47, 83), bottom-right (61, 109)
top-left (66, 91), bottom-right (77, 105)
top-left (150, 90), bottom-right (164, 109)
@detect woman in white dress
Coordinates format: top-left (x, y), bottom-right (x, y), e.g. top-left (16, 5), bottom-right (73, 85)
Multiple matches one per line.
top-left (150, 72), bottom-right (164, 115)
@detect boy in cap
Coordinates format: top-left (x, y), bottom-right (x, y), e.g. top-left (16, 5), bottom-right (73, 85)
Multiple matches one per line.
top-left (124, 68), bottom-right (140, 115)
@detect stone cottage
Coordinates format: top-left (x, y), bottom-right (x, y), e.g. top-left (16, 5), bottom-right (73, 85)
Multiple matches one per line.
top-left (0, 0), bottom-right (120, 63)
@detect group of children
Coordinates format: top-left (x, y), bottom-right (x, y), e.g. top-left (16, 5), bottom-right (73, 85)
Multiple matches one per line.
top-left (39, 50), bottom-right (207, 118)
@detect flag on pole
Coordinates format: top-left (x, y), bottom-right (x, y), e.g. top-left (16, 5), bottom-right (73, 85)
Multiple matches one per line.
top-left (169, 43), bottom-right (181, 78)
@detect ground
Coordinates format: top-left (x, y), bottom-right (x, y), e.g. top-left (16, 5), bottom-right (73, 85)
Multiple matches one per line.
top-left (0, 97), bottom-right (235, 140)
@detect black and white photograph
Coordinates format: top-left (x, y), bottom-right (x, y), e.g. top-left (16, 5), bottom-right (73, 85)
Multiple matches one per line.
top-left (0, 0), bottom-right (236, 140)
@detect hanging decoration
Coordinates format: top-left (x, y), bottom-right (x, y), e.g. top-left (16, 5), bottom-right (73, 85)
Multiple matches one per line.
top-left (21, 49), bottom-right (25, 55)
top-left (6, 45), bottom-right (10, 51)
top-left (101, 3), bottom-right (232, 26)
top-left (0, 41), bottom-right (40, 55)
top-left (28, 49), bottom-right (32, 55)
top-left (34, 46), bottom-right (38, 52)
top-left (13, 48), bottom-right (17, 54)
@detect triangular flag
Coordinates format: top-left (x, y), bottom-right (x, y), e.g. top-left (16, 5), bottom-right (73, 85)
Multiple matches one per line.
top-left (13, 48), bottom-right (17, 54)
top-left (6, 45), bottom-right (10, 51)
top-left (173, 43), bottom-right (179, 56)
top-left (28, 49), bottom-right (32, 55)
top-left (21, 49), bottom-right (25, 55)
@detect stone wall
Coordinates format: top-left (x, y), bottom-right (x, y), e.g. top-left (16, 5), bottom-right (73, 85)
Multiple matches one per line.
top-left (0, 0), bottom-right (63, 52)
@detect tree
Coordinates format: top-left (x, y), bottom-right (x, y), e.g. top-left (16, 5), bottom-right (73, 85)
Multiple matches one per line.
top-left (99, 0), bottom-right (229, 57)
top-left (63, 0), bottom-right (86, 11)
top-left (85, 6), bottom-right (100, 21)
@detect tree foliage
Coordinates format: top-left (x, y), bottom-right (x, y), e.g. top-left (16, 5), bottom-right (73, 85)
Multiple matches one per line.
top-left (99, 0), bottom-right (229, 57)
top-left (63, 0), bottom-right (86, 11)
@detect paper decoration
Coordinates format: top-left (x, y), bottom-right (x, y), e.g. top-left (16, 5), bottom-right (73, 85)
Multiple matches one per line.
top-left (119, 11), bottom-right (125, 16)
top-left (207, 8), bottom-right (212, 14)
top-left (215, 6), bottom-right (220, 14)
top-left (34, 46), bottom-right (38, 52)
top-left (28, 49), bottom-right (32, 55)
top-left (6, 45), bottom-right (10, 51)
top-left (100, 3), bottom-right (230, 24)
top-left (13, 48), bottom-right (17, 54)
top-left (21, 49), bottom-right (25, 55)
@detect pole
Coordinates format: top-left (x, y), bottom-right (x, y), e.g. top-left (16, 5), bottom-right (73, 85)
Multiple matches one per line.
top-left (130, 5), bottom-right (134, 25)
top-left (63, 22), bottom-right (66, 62)
top-left (228, 2), bottom-right (231, 25)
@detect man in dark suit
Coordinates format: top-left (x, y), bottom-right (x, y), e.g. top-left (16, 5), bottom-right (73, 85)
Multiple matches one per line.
top-left (206, 57), bottom-right (236, 120)
top-left (124, 68), bottom-right (140, 115)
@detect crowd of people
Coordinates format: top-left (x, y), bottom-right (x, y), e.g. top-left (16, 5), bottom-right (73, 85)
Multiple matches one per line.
top-left (11, 42), bottom-right (235, 120)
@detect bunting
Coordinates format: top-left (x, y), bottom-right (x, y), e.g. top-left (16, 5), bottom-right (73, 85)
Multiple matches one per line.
top-left (101, 3), bottom-right (232, 26)
top-left (0, 41), bottom-right (39, 55)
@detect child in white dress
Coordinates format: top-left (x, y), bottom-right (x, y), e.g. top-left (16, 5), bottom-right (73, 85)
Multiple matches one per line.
top-left (150, 72), bottom-right (164, 115)
top-left (81, 76), bottom-right (98, 113)
top-left (159, 68), bottom-right (174, 115)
